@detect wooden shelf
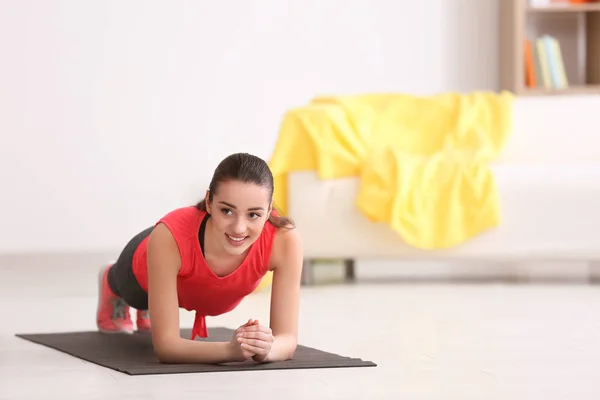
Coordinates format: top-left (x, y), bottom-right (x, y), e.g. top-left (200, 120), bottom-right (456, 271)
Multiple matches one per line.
top-left (528, 3), bottom-right (600, 13)
top-left (500, 0), bottom-right (600, 96)
top-left (520, 84), bottom-right (600, 95)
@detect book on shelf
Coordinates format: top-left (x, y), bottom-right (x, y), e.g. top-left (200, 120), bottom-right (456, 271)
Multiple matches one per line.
top-left (529, 0), bottom-right (550, 6)
top-left (528, 0), bottom-right (582, 7)
top-left (524, 35), bottom-right (568, 89)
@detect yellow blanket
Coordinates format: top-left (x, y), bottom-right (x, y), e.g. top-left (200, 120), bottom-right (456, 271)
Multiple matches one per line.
top-left (268, 91), bottom-right (514, 249)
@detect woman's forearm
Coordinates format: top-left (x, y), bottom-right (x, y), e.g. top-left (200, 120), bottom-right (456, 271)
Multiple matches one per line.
top-left (155, 334), bottom-right (298, 364)
top-left (155, 338), bottom-right (240, 364)
top-left (257, 334), bottom-right (298, 362)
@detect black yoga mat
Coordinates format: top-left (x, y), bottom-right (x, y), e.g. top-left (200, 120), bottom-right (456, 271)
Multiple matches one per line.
top-left (15, 327), bottom-right (376, 375)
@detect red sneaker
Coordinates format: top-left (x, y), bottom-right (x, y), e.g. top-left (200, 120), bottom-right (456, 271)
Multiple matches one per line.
top-left (136, 309), bottom-right (151, 332)
top-left (96, 264), bottom-right (134, 334)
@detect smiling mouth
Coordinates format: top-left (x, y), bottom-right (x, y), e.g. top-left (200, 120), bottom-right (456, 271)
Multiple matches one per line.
top-left (226, 234), bottom-right (249, 246)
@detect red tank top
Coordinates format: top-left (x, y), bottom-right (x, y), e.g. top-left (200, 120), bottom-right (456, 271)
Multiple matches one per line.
top-left (131, 206), bottom-right (277, 340)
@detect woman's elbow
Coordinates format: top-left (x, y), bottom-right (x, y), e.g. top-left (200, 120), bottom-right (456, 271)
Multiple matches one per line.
top-left (153, 338), bottom-right (180, 364)
top-left (155, 350), bottom-right (177, 364)
top-left (287, 343), bottom-right (298, 360)
top-left (279, 337), bottom-right (298, 361)
top-left (276, 345), bottom-right (297, 362)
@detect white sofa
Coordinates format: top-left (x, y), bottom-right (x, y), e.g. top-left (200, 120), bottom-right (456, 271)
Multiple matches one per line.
top-left (285, 96), bottom-right (600, 284)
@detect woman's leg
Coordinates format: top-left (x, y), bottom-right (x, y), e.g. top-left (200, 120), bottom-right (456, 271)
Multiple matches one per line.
top-left (96, 226), bottom-right (154, 334)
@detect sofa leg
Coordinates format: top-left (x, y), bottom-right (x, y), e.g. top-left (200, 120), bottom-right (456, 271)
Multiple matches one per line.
top-left (589, 261), bottom-right (600, 284)
top-left (301, 259), bottom-right (315, 286)
top-left (344, 259), bottom-right (356, 282)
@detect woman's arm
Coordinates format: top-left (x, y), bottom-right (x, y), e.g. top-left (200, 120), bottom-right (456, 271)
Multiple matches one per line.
top-left (253, 226), bottom-right (303, 362)
top-left (147, 223), bottom-right (245, 364)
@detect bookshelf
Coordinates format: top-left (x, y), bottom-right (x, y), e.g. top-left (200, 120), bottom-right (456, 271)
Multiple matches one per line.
top-left (500, 0), bottom-right (600, 95)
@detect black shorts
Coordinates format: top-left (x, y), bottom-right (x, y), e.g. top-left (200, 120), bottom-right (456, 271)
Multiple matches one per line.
top-left (107, 226), bottom-right (153, 310)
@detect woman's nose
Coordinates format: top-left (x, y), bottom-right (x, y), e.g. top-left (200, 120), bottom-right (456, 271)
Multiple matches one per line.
top-left (232, 217), bottom-right (247, 234)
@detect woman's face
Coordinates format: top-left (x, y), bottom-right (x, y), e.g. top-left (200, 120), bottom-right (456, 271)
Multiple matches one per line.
top-left (205, 180), bottom-right (272, 256)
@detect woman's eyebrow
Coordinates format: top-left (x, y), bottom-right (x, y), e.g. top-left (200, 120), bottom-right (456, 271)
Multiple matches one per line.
top-left (218, 201), bottom-right (265, 211)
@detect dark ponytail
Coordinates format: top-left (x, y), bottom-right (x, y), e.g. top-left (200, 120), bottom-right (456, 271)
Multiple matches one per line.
top-left (266, 205), bottom-right (295, 229)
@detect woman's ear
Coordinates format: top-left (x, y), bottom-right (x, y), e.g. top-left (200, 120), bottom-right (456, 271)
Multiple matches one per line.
top-left (205, 190), bottom-right (212, 214)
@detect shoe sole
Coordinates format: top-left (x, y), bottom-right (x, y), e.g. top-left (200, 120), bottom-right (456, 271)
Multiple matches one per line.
top-left (96, 262), bottom-right (133, 335)
top-left (136, 314), bottom-right (152, 333)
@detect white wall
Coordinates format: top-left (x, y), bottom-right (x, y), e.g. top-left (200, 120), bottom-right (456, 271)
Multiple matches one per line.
top-left (0, 0), bottom-right (534, 253)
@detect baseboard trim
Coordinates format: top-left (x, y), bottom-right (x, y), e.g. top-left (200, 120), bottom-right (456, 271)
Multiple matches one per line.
top-left (0, 250), bottom-right (119, 270)
top-left (0, 253), bottom-right (595, 299)
top-left (0, 251), bottom-right (121, 298)
top-left (311, 259), bottom-right (597, 285)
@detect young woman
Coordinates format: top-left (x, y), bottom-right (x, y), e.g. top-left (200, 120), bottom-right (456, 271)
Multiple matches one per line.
top-left (95, 152), bottom-right (303, 364)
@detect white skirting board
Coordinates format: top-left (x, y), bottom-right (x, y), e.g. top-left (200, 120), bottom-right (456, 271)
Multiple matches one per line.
top-left (0, 251), bottom-right (118, 298)
top-left (309, 259), bottom-right (600, 285)
top-left (0, 253), bottom-right (597, 299)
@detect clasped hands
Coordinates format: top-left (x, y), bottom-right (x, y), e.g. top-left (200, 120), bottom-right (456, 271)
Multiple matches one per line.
top-left (231, 319), bottom-right (274, 362)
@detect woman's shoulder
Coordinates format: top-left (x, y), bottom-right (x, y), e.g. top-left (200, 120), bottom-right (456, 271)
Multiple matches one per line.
top-left (272, 225), bottom-right (300, 249)
top-left (269, 223), bottom-right (302, 270)
top-left (155, 206), bottom-right (205, 241)
top-left (150, 206), bottom-right (205, 270)
top-left (265, 207), bottom-right (297, 241)
top-left (160, 205), bottom-right (204, 221)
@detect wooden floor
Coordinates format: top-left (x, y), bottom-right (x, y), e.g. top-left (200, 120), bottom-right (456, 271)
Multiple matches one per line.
top-left (1, 261), bottom-right (600, 399)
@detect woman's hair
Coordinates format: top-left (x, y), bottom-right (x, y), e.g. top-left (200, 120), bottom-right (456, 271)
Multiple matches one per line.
top-left (195, 152), bottom-right (295, 229)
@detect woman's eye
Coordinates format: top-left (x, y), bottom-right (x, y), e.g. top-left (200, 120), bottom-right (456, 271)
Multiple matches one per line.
top-left (221, 208), bottom-right (232, 215)
top-left (249, 213), bottom-right (261, 219)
